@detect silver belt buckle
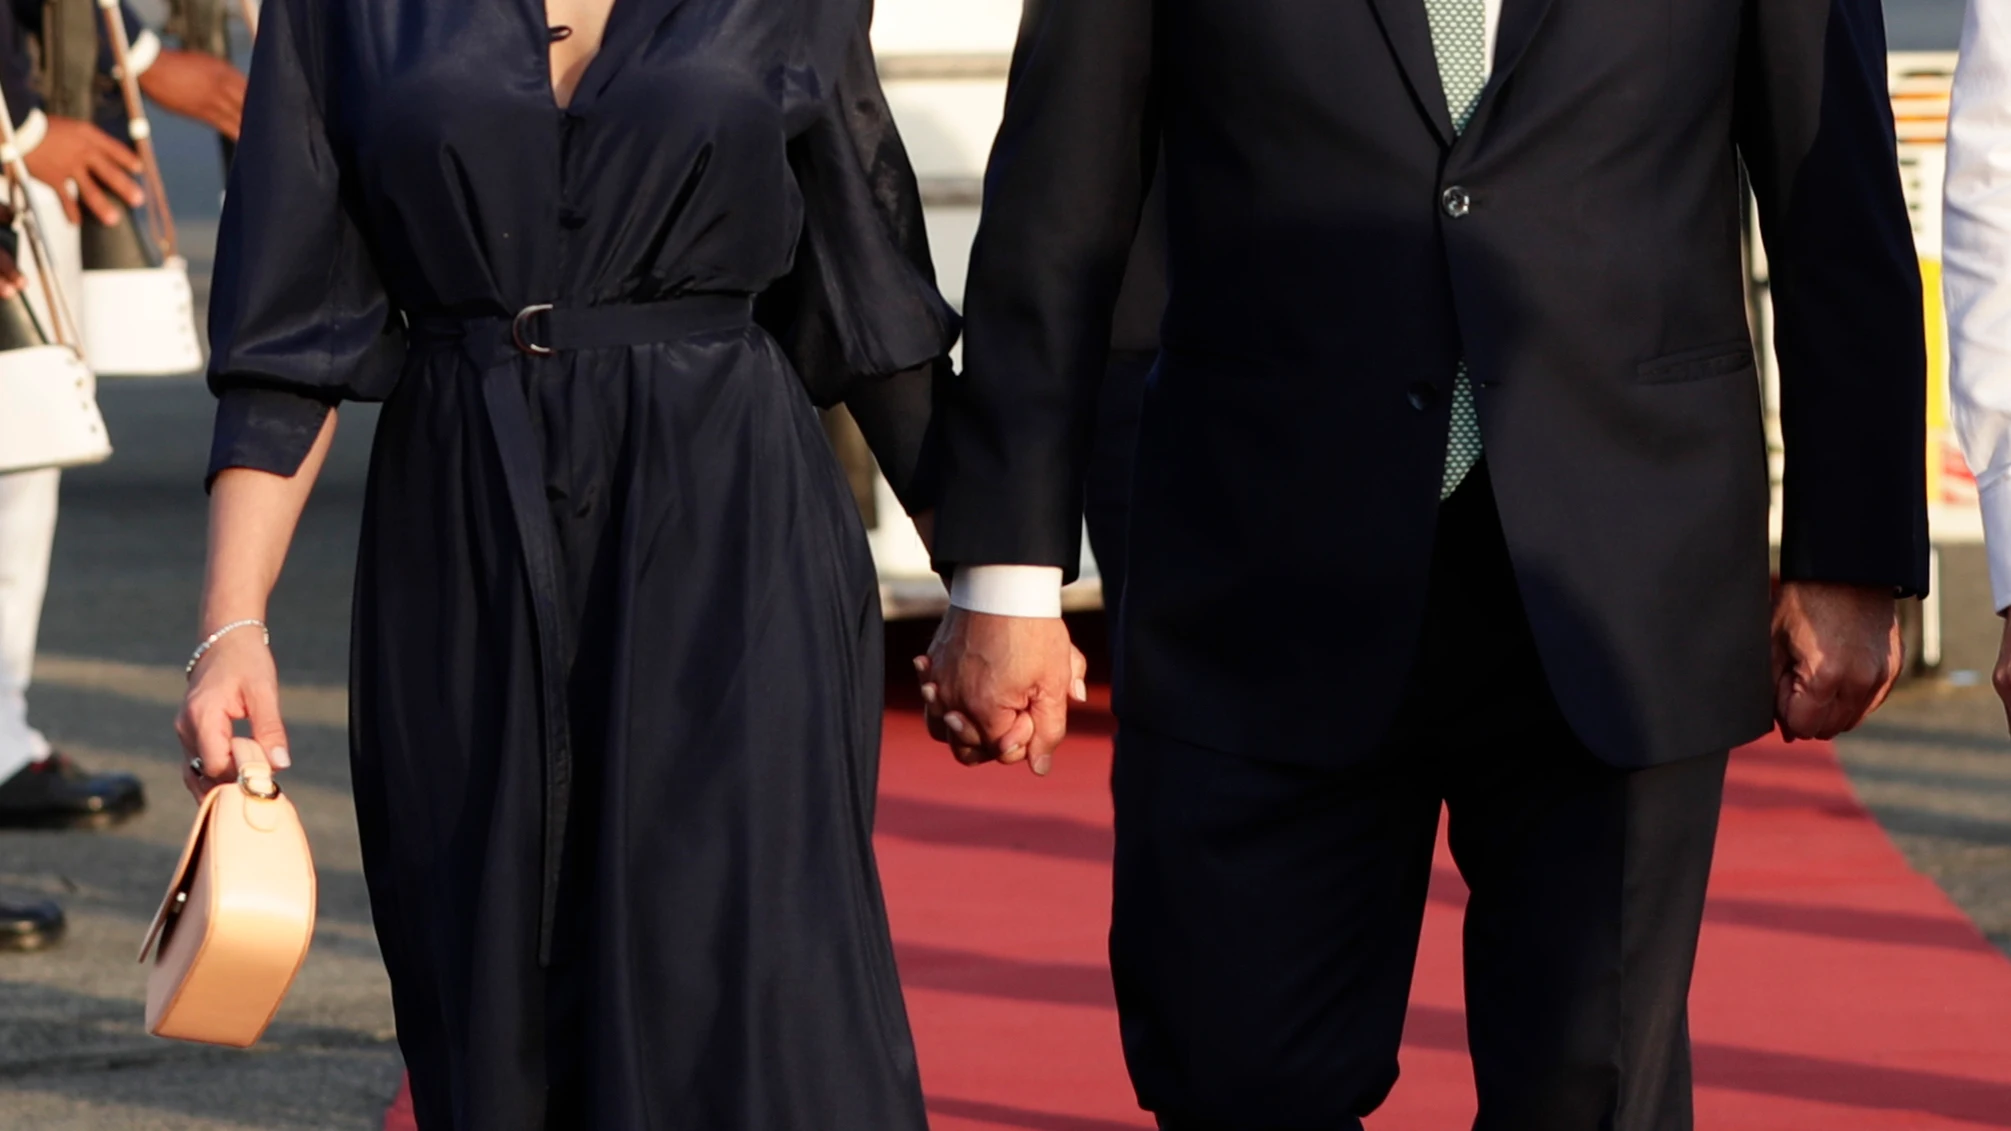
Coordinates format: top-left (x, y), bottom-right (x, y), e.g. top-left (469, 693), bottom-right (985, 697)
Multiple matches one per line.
top-left (512, 303), bottom-right (556, 356)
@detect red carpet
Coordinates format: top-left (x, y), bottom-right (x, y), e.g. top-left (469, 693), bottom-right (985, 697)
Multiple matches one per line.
top-left (385, 698), bottom-right (2011, 1130)
top-left (878, 698), bottom-right (2011, 1131)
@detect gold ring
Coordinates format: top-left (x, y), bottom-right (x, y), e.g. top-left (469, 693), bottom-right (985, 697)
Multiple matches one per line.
top-left (237, 768), bottom-right (281, 800)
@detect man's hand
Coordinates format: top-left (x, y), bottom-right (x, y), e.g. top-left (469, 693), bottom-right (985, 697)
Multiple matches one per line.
top-left (1771, 580), bottom-right (1903, 741)
top-left (22, 118), bottom-right (143, 226)
top-left (139, 49), bottom-right (247, 140)
top-left (1991, 617), bottom-right (2011, 733)
top-left (918, 608), bottom-right (1087, 775)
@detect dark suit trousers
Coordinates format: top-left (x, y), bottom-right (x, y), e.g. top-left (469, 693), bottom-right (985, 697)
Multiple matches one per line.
top-left (1110, 465), bottom-right (1729, 1131)
top-left (1085, 349), bottom-right (1155, 618)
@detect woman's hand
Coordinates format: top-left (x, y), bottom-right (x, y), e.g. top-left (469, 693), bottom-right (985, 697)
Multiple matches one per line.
top-left (177, 418), bottom-right (337, 800)
top-left (175, 628), bottom-right (290, 800)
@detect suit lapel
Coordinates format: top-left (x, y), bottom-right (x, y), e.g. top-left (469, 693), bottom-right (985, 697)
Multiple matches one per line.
top-left (1365, 0), bottom-right (1456, 146)
top-left (1482, 0), bottom-right (1559, 107)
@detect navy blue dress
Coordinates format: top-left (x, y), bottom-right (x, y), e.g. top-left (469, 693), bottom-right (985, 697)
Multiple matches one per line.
top-left (203, 0), bottom-right (957, 1126)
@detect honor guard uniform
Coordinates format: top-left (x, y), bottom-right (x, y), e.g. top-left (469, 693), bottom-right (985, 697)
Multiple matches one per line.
top-left (0, 0), bottom-right (242, 952)
top-left (0, 0), bottom-right (246, 837)
top-left (0, 0), bottom-right (96, 954)
top-left (16, 0), bottom-right (164, 140)
top-left (0, 0), bottom-right (144, 836)
top-left (16, 0), bottom-right (245, 163)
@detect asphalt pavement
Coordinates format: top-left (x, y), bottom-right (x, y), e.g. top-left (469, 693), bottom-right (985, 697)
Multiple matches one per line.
top-left (0, 377), bottom-right (393, 1130)
top-left (0, 41), bottom-right (398, 1130)
top-left (1838, 546), bottom-right (2011, 957)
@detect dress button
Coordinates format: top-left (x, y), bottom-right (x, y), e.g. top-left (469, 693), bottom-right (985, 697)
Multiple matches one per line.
top-left (1441, 185), bottom-right (1472, 218)
top-left (1407, 382), bottom-right (1438, 411)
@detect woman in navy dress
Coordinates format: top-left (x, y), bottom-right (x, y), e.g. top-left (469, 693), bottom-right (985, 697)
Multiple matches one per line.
top-left (173, 0), bottom-right (956, 1126)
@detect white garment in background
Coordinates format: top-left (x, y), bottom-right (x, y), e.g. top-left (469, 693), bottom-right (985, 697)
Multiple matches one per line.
top-left (1948, 0), bottom-right (2011, 612)
top-left (0, 468), bottom-right (59, 779)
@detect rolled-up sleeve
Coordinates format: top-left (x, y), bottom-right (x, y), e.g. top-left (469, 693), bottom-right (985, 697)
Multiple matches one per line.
top-left (759, 0), bottom-right (960, 513)
top-left (205, 0), bottom-right (402, 485)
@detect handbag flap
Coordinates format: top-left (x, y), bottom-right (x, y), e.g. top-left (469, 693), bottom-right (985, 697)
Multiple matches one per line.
top-left (0, 345), bottom-right (111, 476)
top-left (136, 785), bottom-right (224, 964)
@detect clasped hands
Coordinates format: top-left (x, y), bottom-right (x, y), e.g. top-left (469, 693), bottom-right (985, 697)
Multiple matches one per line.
top-left (915, 579), bottom-right (1903, 770)
top-left (915, 608), bottom-right (1087, 774)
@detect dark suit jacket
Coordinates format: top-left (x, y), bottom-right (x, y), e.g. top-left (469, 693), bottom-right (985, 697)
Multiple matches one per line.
top-left (934, 0), bottom-right (1929, 768)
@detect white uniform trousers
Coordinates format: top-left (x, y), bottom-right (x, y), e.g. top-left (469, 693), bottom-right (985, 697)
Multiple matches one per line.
top-left (0, 467), bottom-right (57, 779)
top-left (0, 178), bottom-right (89, 779)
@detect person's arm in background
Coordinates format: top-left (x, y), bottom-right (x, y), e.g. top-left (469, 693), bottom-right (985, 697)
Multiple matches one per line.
top-left (1, 0), bottom-right (141, 225)
top-left (89, 1), bottom-right (246, 140)
top-left (124, 0), bottom-right (246, 141)
top-left (1945, 0), bottom-right (2011, 727)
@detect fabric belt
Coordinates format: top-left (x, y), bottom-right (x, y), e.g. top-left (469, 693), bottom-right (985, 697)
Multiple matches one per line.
top-left (405, 294), bottom-right (755, 966)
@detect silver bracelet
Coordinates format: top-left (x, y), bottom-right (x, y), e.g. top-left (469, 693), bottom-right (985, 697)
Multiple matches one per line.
top-left (185, 619), bottom-right (270, 677)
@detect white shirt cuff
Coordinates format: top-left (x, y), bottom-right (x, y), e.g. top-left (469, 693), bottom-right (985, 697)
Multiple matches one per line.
top-left (11, 110), bottom-right (47, 158)
top-left (123, 31), bottom-right (163, 79)
top-left (949, 565), bottom-right (1065, 618)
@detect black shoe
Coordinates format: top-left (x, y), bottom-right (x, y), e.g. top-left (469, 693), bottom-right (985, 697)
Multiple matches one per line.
top-left (0, 899), bottom-right (64, 952)
top-left (0, 753), bottom-right (146, 830)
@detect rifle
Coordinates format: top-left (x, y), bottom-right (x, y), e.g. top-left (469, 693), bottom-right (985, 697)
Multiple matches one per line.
top-left (33, 0), bottom-right (96, 123)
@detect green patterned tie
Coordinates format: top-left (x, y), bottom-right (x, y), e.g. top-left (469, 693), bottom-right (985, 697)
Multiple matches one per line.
top-left (1424, 0), bottom-right (1487, 498)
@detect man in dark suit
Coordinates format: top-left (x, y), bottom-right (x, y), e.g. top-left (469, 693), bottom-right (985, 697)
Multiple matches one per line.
top-left (920, 0), bottom-right (1926, 1126)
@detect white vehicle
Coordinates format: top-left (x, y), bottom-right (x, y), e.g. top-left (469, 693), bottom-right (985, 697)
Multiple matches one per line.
top-left (861, 0), bottom-right (1105, 619)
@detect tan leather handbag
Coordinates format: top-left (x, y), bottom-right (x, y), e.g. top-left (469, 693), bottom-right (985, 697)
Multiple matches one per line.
top-left (138, 737), bottom-right (317, 1048)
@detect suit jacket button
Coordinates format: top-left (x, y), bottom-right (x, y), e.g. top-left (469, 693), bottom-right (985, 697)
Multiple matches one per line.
top-left (1441, 185), bottom-right (1472, 218)
top-left (1407, 382), bottom-right (1438, 411)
